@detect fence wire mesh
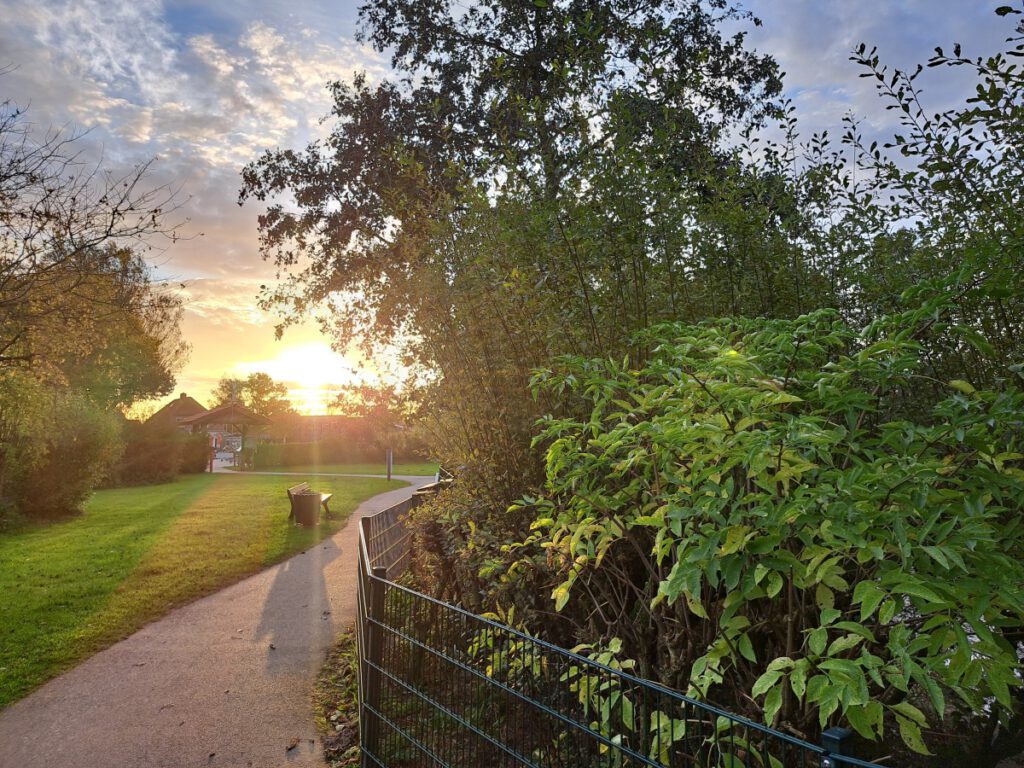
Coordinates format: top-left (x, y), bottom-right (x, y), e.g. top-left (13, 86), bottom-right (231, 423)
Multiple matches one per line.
top-left (356, 490), bottom-right (885, 768)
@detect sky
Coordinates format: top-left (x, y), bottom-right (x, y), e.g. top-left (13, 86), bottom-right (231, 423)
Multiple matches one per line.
top-left (0, 0), bottom-right (1013, 413)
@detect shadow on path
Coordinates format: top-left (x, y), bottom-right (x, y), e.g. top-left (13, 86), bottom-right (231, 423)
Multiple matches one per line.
top-left (256, 535), bottom-right (340, 677)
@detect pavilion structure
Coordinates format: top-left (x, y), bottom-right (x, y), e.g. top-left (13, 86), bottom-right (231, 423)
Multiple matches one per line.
top-left (180, 401), bottom-right (272, 455)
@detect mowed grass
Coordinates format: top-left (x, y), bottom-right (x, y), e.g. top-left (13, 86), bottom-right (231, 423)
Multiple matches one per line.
top-left (241, 462), bottom-right (439, 476)
top-left (0, 472), bottom-right (403, 709)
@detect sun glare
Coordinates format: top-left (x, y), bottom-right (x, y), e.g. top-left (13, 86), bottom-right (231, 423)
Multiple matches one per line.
top-left (235, 342), bottom-right (374, 415)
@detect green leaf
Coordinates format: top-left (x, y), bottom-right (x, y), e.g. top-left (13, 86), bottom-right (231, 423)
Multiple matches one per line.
top-left (878, 599), bottom-right (897, 625)
top-left (763, 685), bottom-right (783, 726)
top-left (853, 580), bottom-right (886, 622)
top-left (766, 656), bottom-right (795, 673)
top-left (553, 584), bottom-right (571, 611)
top-left (737, 633), bottom-right (757, 663)
top-left (922, 545), bottom-right (949, 569)
top-left (827, 633), bottom-right (863, 656)
top-left (896, 716), bottom-right (932, 755)
top-left (816, 582), bottom-right (835, 610)
top-left (895, 581), bottom-right (943, 605)
top-left (820, 607), bottom-right (841, 625)
top-left (809, 627), bottom-right (828, 655)
top-left (720, 525), bottom-right (750, 555)
top-left (891, 701), bottom-right (928, 727)
top-left (752, 670), bottom-right (783, 698)
top-left (949, 379), bottom-right (976, 395)
top-left (790, 660), bottom-right (808, 699)
top-left (845, 704), bottom-right (876, 740)
top-left (684, 590), bottom-right (709, 619)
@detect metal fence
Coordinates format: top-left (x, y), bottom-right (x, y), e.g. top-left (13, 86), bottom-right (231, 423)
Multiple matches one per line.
top-left (356, 488), bottom-right (885, 768)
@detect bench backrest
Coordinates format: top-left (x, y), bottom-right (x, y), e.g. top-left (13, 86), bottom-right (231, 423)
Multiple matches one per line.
top-left (287, 482), bottom-right (311, 499)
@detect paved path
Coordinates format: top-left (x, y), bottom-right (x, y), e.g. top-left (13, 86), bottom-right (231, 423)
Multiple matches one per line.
top-left (0, 476), bottom-right (432, 768)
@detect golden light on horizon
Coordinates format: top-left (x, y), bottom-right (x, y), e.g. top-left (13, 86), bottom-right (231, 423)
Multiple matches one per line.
top-left (235, 341), bottom-right (374, 415)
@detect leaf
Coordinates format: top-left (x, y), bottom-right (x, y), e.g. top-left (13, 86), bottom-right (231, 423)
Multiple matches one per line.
top-left (948, 379), bottom-right (976, 395)
top-left (896, 716), bottom-right (932, 755)
top-left (684, 590), bottom-right (709, 619)
top-left (845, 704), bottom-right (876, 740)
top-left (553, 584), bottom-right (571, 611)
top-left (827, 633), bottom-right (863, 656)
top-left (809, 627), bottom-right (827, 656)
top-left (855, 582), bottom-right (886, 622)
top-left (895, 581), bottom-right (943, 605)
top-left (763, 685), bottom-right (783, 726)
top-left (922, 545), bottom-right (949, 569)
top-left (737, 633), bottom-right (757, 663)
top-left (878, 599), bottom-right (897, 625)
top-left (752, 670), bottom-right (783, 698)
top-left (891, 701), bottom-right (928, 727)
top-left (766, 656), bottom-right (795, 673)
top-left (790, 660), bottom-right (808, 699)
top-left (720, 525), bottom-right (750, 555)
top-left (815, 582), bottom-right (835, 610)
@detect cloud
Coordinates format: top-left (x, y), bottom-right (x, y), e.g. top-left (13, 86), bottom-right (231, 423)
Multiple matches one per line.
top-left (177, 277), bottom-right (272, 330)
top-left (0, 0), bottom-right (388, 281)
top-left (3, 0), bottom-right (1017, 411)
top-left (745, 0), bottom-right (1011, 140)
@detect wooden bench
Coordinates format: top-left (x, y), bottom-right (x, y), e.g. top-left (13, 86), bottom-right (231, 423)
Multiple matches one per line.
top-left (286, 482), bottom-right (333, 523)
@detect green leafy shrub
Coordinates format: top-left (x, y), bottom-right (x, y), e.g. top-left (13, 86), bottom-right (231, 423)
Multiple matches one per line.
top-left (179, 432), bottom-right (211, 474)
top-left (408, 484), bottom-right (544, 616)
top-left (250, 439), bottom-right (413, 469)
top-left (109, 423), bottom-right (211, 485)
top-left (516, 296), bottom-right (1024, 759)
top-left (14, 393), bottom-right (122, 517)
top-left (113, 420), bottom-right (184, 485)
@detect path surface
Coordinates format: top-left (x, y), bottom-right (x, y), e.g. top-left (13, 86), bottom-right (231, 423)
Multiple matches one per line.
top-left (0, 476), bottom-right (432, 768)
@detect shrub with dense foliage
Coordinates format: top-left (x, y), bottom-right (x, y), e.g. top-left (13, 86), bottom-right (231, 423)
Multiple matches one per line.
top-left (0, 95), bottom-right (185, 517)
top-left (8, 389), bottom-right (123, 517)
top-left (512, 293), bottom-right (1024, 759)
top-left (111, 421), bottom-right (210, 486)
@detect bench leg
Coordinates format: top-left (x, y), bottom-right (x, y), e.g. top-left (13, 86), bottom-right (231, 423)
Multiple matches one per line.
top-left (322, 500), bottom-right (331, 520)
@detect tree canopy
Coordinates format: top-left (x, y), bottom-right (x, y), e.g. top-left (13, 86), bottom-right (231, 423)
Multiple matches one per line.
top-left (241, 2), bottom-right (1024, 760)
top-left (213, 372), bottom-right (295, 420)
top-left (0, 95), bottom-right (186, 517)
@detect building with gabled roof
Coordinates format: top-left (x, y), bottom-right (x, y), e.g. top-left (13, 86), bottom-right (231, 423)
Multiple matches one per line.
top-left (146, 393), bottom-right (209, 431)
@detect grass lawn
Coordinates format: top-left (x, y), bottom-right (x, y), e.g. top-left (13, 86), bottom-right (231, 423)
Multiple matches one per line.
top-left (0, 472), bottom-right (403, 709)
top-left (238, 462), bottom-right (439, 476)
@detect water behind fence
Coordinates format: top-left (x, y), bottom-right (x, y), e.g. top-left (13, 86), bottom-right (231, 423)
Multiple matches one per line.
top-left (356, 489), bottom-right (885, 768)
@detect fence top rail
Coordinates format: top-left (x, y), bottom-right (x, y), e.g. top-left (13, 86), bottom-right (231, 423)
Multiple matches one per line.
top-left (358, 495), bottom-right (885, 768)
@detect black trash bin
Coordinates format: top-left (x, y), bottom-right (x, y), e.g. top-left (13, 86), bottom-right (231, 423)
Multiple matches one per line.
top-left (292, 493), bottom-right (320, 527)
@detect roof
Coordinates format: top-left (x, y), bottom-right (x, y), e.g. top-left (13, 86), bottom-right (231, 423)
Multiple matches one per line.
top-left (181, 401), bottom-right (272, 427)
top-left (147, 393), bottom-right (208, 425)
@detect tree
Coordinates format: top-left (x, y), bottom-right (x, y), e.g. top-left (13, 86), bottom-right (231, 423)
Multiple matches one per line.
top-left (240, 0), bottom-right (788, 500)
top-left (213, 372), bottom-right (295, 420)
top-left (0, 93), bottom-right (187, 516)
top-left (239, 0), bottom-right (783, 348)
top-left (0, 97), bottom-right (182, 375)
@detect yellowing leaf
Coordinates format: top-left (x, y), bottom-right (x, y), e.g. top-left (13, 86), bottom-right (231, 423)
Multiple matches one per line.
top-left (949, 379), bottom-right (976, 395)
top-left (720, 525), bottom-right (750, 555)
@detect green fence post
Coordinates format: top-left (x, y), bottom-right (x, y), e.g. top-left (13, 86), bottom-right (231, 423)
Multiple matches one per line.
top-left (364, 565), bottom-right (388, 764)
top-left (820, 727), bottom-right (854, 767)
